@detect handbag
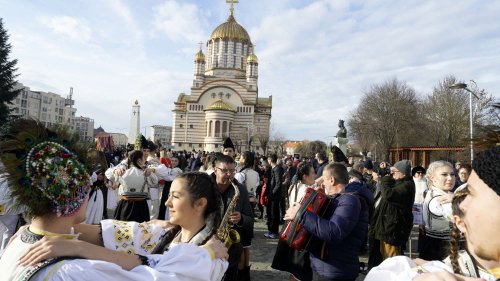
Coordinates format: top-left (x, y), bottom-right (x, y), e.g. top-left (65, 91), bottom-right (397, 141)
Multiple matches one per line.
top-left (260, 178), bottom-right (269, 206)
top-left (280, 187), bottom-right (333, 250)
top-left (121, 175), bottom-right (149, 199)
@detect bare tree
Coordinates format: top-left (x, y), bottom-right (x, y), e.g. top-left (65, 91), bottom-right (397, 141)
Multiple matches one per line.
top-left (348, 78), bottom-right (420, 161)
top-left (306, 140), bottom-right (327, 157)
top-left (265, 122), bottom-right (286, 155)
top-left (422, 76), bottom-right (495, 159)
top-left (257, 133), bottom-right (269, 155)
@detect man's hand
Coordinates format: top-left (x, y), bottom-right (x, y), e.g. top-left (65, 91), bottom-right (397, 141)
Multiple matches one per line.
top-left (229, 211), bottom-right (241, 225)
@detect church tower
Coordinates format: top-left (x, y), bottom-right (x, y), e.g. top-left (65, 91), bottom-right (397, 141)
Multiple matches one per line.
top-left (129, 100), bottom-right (140, 145)
top-left (171, 1), bottom-right (272, 152)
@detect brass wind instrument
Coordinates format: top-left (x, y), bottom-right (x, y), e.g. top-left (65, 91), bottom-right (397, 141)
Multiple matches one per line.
top-left (216, 181), bottom-right (241, 248)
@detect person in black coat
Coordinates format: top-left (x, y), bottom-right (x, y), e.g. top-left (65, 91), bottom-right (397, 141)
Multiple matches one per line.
top-left (264, 154), bottom-right (283, 239)
top-left (368, 160), bottom-right (415, 269)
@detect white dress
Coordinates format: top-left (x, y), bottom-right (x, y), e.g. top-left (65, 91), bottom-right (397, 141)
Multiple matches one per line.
top-left (84, 187), bottom-right (104, 224)
top-left (0, 224), bottom-right (228, 281)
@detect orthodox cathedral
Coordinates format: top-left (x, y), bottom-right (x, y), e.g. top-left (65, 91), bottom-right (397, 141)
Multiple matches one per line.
top-left (171, 3), bottom-right (272, 152)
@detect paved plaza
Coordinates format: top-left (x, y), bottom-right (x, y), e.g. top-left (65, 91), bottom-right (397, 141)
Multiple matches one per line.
top-left (249, 218), bottom-right (368, 281)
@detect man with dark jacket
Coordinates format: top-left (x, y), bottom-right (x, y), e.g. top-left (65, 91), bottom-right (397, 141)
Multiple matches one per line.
top-left (211, 154), bottom-right (254, 281)
top-left (264, 153), bottom-right (283, 239)
top-left (368, 159), bottom-right (415, 269)
top-left (285, 163), bottom-right (374, 281)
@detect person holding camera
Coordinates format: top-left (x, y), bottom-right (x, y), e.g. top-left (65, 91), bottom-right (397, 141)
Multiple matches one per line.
top-left (368, 160), bottom-right (415, 269)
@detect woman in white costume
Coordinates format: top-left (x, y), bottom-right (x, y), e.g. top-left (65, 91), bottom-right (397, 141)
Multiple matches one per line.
top-left (420, 161), bottom-right (455, 261)
top-left (0, 119), bottom-right (228, 281)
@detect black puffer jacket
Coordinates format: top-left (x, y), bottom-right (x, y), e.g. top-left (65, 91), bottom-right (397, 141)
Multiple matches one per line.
top-left (369, 175), bottom-right (415, 246)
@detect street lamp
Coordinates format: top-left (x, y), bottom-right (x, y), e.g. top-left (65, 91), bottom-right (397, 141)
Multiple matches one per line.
top-left (449, 82), bottom-right (480, 161)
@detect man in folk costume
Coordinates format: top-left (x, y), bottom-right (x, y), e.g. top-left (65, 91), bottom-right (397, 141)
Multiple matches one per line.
top-left (0, 119), bottom-right (229, 281)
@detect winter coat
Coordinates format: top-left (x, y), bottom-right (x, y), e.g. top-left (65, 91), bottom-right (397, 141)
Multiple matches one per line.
top-left (369, 175), bottom-right (415, 246)
top-left (266, 165), bottom-right (283, 201)
top-left (300, 182), bottom-right (374, 280)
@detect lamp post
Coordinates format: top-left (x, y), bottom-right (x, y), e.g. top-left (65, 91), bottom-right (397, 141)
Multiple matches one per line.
top-left (449, 82), bottom-right (480, 161)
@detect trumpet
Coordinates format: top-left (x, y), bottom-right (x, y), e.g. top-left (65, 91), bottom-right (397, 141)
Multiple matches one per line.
top-left (216, 181), bottom-right (241, 248)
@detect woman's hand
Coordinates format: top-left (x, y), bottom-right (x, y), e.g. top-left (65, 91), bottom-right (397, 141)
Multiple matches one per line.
top-left (205, 236), bottom-right (228, 260)
top-left (19, 236), bottom-right (82, 266)
top-left (437, 193), bottom-right (453, 204)
top-left (284, 202), bottom-right (301, 221)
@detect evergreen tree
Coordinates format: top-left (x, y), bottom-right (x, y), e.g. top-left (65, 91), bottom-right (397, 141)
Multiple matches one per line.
top-left (0, 18), bottom-right (21, 124)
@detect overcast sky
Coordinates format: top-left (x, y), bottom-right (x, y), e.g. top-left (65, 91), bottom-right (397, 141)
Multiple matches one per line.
top-left (2, 0), bottom-right (499, 142)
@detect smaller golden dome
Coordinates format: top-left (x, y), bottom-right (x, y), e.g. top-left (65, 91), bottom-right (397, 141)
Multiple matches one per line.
top-left (205, 99), bottom-right (236, 112)
top-left (195, 49), bottom-right (205, 62)
top-left (247, 53), bottom-right (258, 63)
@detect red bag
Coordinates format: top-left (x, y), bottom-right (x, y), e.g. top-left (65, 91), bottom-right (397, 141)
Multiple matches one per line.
top-left (280, 187), bottom-right (331, 250)
top-left (260, 178), bottom-right (269, 206)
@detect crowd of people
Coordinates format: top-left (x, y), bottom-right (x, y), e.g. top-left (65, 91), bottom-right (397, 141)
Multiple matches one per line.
top-left (0, 118), bottom-right (499, 281)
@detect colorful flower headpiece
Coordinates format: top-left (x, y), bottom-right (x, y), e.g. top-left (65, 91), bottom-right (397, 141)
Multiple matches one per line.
top-left (25, 141), bottom-right (91, 217)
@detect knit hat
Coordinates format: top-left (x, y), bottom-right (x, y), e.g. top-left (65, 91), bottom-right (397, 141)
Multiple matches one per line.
top-left (332, 145), bottom-right (348, 163)
top-left (223, 137), bottom-right (235, 150)
top-left (472, 146), bottom-right (500, 196)
top-left (394, 160), bottom-right (411, 177)
top-left (363, 160), bottom-right (374, 170)
top-left (0, 119), bottom-right (93, 218)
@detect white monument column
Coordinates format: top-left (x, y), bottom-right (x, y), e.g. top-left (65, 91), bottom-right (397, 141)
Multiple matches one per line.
top-left (128, 100), bottom-right (140, 144)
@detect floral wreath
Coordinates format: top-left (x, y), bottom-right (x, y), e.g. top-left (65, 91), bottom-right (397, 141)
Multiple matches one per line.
top-left (25, 141), bottom-right (91, 217)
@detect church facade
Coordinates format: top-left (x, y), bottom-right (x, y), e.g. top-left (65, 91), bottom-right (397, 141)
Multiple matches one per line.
top-left (171, 6), bottom-right (272, 152)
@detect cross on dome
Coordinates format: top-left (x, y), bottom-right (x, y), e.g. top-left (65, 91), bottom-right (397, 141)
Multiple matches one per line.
top-left (226, 0), bottom-right (239, 16)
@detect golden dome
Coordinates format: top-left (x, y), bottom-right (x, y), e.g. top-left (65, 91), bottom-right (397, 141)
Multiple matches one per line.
top-left (205, 99), bottom-right (236, 112)
top-left (247, 53), bottom-right (258, 63)
top-left (195, 49), bottom-right (205, 62)
top-left (210, 15), bottom-right (251, 43)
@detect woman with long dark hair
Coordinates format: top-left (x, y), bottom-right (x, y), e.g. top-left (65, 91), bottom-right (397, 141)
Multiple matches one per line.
top-left (113, 150), bottom-right (158, 223)
top-left (18, 172), bottom-right (228, 281)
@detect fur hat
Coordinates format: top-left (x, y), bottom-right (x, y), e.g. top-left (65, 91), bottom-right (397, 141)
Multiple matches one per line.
top-left (223, 137), bottom-right (235, 150)
top-left (411, 165), bottom-right (426, 177)
top-left (472, 146), bottom-right (500, 196)
top-left (394, 160), bottom-right (412, 177)
top-left (332, 145), bottom-right (348, 163)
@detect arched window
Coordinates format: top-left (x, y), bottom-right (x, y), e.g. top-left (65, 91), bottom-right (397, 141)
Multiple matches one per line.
top-left (222, 121), bottom-right (227, 134)
top-left (208, 121), bottom-right (212, 137)
top-left (215, 121), bottom-right (220, 137)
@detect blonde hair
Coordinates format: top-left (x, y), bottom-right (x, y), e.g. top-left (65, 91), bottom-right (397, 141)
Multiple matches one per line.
top-left (426, 160), bottom-right (453, 188)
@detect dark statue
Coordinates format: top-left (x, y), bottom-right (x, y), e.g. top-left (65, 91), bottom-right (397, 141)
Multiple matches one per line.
top-left (336, 119), bottom-right (347, 138)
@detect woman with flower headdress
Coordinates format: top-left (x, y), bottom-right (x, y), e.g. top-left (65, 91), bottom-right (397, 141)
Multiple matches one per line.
top-left (0, 119), bottom-right (228, 281)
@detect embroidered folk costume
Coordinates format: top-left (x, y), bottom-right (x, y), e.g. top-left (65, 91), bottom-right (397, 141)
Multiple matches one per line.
top-left (0, 120), bottom-right (227, 281)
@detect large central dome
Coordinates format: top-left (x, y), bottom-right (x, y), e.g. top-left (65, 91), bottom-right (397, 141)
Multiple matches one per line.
top-left (210, 14), bottom-right (251, 43)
